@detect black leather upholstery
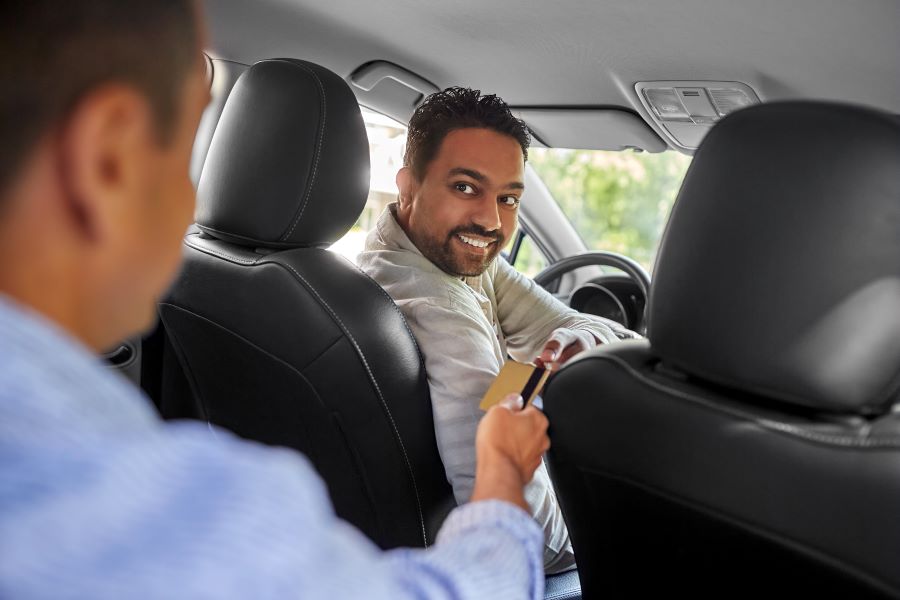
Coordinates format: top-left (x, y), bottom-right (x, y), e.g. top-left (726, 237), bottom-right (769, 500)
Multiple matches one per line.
top-left (651, 102), bottom-right (900, 413)
top-left (544, 102), bottom-right (900, 599)
top-left (195, 59), bottom-right (370, 248)
top-left (149, 58), bottom-right (455, 549)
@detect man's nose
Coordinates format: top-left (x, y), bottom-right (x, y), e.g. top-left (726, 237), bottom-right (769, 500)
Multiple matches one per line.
top-left (471, 196), bottom-right (501, 232)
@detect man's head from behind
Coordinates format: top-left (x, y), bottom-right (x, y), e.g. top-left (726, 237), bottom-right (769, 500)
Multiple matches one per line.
top-left (0, 1), bottom-right (208, 351)
top-left (396, 87), bottom-right (531, 277)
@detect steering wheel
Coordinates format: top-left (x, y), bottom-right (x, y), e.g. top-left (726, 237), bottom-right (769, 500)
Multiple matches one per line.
top-left (532, 251), bottom-right (651, 332)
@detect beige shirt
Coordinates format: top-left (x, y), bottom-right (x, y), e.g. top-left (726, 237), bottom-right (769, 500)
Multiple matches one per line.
top-left (358, 205), bottom-right (636, 574)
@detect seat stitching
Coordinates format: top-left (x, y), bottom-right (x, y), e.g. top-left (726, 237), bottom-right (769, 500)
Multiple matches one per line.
top-left (279, 60), bottom-right (326, 241)
top-left (180, 237), bottom-right (432, 544)
top-left (159, 303), bottom-right (338, 415)
top-left (158, 304), bottom-right (387, 527)
top-left (270, 259), bottom-right (429, 547)
top-left (335, 252), bottom-right (429, 373)
top-left (157, 306), bottom-right (212, 423)
top-left (587, 353), bottom-right (900, 448)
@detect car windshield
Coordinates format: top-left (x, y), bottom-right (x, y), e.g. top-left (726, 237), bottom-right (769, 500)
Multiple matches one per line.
top-left (528, 148), bottom-right (692, 271)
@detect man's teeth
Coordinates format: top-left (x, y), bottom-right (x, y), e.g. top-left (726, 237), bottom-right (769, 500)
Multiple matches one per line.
top-left (458, 234), bottom-right (491, 248)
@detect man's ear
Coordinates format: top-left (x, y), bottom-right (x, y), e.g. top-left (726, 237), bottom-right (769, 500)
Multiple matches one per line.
top-left (58, 84), bottom-right (154, 244)
top-left (395, 166), bottom-right (417, 210)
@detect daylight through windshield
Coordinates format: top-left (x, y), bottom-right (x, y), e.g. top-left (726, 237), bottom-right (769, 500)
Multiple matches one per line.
top-left (529, 148), bottom-right (691, 271)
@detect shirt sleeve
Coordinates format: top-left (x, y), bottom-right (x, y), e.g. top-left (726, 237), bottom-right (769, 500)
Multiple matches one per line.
top-left (403, 298), bottom-right (575, 573)
top-left (405, 299), bottom-right (503, 508)
top-left (492, 258), bottom-right (639, 362)
top-left (1, 421), bottom-right (544, 599)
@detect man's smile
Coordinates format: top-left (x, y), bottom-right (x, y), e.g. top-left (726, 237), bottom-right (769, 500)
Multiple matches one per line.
top-left (456, 233), bottom-right (496, 250)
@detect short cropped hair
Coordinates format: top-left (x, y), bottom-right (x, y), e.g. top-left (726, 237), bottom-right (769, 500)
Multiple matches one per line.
top-left (0, 1), bottom-right (198, 197)
top-left (404, 87), bottom-right (531, 180)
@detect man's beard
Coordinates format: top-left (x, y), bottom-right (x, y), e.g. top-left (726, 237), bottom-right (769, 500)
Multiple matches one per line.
top-left (412, 223), bottom-right (505, 277)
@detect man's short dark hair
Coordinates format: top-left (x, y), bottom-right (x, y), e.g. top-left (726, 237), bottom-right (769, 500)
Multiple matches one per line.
top-left (0, 1), bottom-right (199, 196)
top-left (404, 87), bottom-right (531, 180)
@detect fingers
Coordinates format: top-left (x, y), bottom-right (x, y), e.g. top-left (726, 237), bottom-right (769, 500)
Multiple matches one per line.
top-left (536, 340), bottom-right (561, 367)
top-left (497, 393), bottom-right (524, 412)
top-left (523, 406), bottom-right (549, 439)
top-left (556, 343), bottom-right (582, 365)
top-left (477, 402), bottom-right (550, 486)
top-left (520, 405), bottom-right (550, 458)
top-left (537, 422), bottom-right (551, 451)
top-left (536, 329), bottom-right (577, 368)
top-left (536, 328), bottom-right (599, 370)
top-left (521, 404), bottom-right (548, 424)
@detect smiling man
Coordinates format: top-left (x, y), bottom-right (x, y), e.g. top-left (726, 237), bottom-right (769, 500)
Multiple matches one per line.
top-left (359, 87), bottom-right (638, 574)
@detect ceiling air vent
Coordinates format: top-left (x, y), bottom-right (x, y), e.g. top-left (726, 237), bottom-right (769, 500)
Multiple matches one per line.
top-left (635, 81), bottom-right (761, 152)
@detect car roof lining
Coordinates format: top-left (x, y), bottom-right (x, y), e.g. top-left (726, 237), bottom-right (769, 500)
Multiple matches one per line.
top-left (513, 107), bottom-right (667, 153)
top-left (204, 0), bottom-right (900, 152)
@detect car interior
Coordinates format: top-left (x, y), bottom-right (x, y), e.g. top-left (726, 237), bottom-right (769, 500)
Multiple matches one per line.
top-left (98, 1), bottom-right (900, 598)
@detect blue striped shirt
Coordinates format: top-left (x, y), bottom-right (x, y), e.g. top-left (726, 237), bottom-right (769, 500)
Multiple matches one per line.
top-left (0, 295), bottom-right (543, 599)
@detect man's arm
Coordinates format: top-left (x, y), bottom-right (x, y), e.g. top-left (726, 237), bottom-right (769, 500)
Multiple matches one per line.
top-left (4, 408), bottom-right (547, 599)
top-left (402, 298), bottom-right (574, 572)
top-left (405, 299), bottom-right (505, 507)
top-left (493, 258), bottom-right (637, 364)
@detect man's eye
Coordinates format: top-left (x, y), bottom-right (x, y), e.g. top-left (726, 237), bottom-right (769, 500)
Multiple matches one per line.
top-left (454, 183), bottom-right (476, 195)
top-left (500, 196), bottom-right (520, 207)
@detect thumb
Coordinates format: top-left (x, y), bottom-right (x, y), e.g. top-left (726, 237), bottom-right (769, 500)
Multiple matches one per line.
top-left (538, 341), bottom-right (561, 364)
top-left (498, 393), bottom-right (524, 411)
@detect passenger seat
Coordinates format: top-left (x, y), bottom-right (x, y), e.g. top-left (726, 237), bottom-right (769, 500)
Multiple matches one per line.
top-left (150, 58), bottom-right (454, 550)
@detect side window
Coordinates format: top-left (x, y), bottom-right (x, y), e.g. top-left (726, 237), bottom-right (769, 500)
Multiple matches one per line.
top-left (507, 229), bottom-right (549, 278)
top-left (329, 108), bottom-right (407, 263)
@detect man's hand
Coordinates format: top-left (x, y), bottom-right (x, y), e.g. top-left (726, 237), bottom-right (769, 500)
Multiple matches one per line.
top-left (534, 327), bottom-right (598, 372)
top-left (470, 394), bottom-right (550, 511)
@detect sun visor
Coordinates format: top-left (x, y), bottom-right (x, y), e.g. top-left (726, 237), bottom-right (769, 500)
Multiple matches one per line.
top-left (512, 108), bottom-right (667, 153)
top-left (349, 61), bottom-right (440, 125)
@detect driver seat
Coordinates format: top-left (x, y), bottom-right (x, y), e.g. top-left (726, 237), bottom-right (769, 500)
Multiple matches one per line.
top-left (153, 58), bottom-right (455, 549)
top-left (543, 102), bottom-right (900, 599)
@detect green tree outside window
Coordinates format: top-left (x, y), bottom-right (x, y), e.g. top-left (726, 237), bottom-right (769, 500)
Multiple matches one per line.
top-left (528, 149), bottom-right (691, 272)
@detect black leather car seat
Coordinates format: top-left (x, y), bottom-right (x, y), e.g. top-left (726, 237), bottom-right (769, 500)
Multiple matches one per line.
top-left (543, 102), bottom-right (900, 599)
top-left (152, 58), bottom-right (455, 549)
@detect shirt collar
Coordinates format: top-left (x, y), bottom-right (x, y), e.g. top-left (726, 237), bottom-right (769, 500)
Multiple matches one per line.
top-left (377, 203), bottom-right (428, 257)
top-left (375, 203), bottom-right (490, 290)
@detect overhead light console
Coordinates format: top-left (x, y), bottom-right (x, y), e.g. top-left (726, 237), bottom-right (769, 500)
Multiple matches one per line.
top-left (635, 81), bottom-right (761, 152)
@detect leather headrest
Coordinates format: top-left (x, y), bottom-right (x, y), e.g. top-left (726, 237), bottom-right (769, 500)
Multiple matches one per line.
top-left (650, 102), bottom-right (900, 414)
top-left (195, 59), bottom-right (370, 248)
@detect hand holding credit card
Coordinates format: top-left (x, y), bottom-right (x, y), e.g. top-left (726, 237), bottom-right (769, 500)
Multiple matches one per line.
top-left (479, 360), bottom-right (551, 411)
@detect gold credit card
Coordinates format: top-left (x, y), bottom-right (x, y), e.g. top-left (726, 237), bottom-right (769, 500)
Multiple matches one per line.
top-left (479, 360), bottom-right (551, 411)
